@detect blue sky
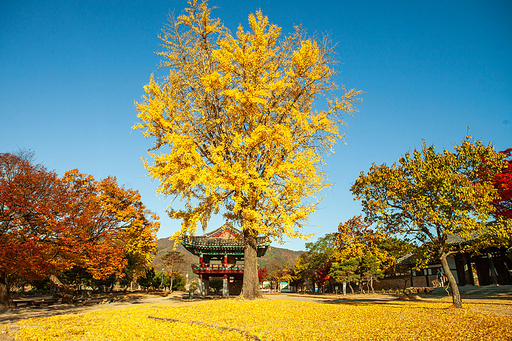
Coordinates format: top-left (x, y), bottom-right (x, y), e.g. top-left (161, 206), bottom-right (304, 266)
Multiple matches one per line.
top-left (1, 0), bottom-right (511, 251)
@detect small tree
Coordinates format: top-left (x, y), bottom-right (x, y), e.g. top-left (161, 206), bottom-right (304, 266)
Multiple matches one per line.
top-left (314, 264), bottom-right (331, 293)
top-left (333, 215), bottom-right (398, 294)
top-left (270, 262), bottom-right (295, 292)
top-left (138, 268), bottom-right (159, 289)
top-left (329, 259), bottom-right (359, 295)
top-left (359, 253), bottom-right (385, 294)
top-left (351, 137), bottom-right (506, 308)
top-left (258, 267), bottom-right (268, 283)
top-left (162, 251), bottom-right (185, 292)
top-left (208, 278), bottom-right (223, 293)
top-left (172, 274), bottom-right (186, 291)
top-left (294, 234), bottom-right (336, 293)
top-left (294, 253), bottom-right (316, 292)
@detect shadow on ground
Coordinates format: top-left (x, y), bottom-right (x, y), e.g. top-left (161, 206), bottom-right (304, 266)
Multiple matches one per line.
top-left (0, 291), bottom-right (188, 324)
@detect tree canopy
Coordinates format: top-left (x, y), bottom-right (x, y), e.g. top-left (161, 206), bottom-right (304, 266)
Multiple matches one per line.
top-left (351, 137), bottom-right (506, 308)
top-left (0, 151), bottom-right (159, 307)
top-left (294, 233), bottom-right (336, 292)
top-left (134, 0), bottom-right (361, 299)
top-left (331, 215), bottom-right (410, 294)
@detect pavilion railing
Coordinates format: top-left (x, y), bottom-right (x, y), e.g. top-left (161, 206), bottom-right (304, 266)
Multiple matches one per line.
top-left (191, 264), bottom-right (244, 272)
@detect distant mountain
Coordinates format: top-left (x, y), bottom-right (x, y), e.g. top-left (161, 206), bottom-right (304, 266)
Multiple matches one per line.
top-left (257, 246), bottom-right (303, 274)
top-left (150, 238), bottom-right (195, 277)
top-left (150, 237), bottom-right (303, 277)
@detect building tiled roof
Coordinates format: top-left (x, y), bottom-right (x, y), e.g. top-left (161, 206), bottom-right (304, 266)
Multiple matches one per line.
top-left (203, 223), bottom-right (243, 239)
top-left (396, 253), bottom-right (413, 265)
top-left (181, 223), bottom-right (270, 257)
top-left (395, 233), bottom-right (481, 266)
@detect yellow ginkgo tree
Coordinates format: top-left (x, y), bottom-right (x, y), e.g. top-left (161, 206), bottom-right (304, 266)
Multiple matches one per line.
top-left (351, 136), bottom-right (506, 308)
top-left (134, 0), bottom-right (361, 299)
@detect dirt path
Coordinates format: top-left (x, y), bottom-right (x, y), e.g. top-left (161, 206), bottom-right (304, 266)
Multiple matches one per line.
top-left (0, 292), bottom-right (200, 341)
top-left (0, 292), bottom-right (194, 324)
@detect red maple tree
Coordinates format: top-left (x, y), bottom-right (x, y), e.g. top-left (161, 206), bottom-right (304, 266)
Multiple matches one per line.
top-left (258, 267), bottom-right (268, 283)
top-left (493, 148), bottom-right (512, 219)
top-left (314, 263), bottom-right (331, 293)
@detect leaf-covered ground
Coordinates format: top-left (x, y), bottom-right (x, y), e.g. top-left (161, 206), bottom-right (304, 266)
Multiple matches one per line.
top-left (6, 299), bottom-right (512, 340)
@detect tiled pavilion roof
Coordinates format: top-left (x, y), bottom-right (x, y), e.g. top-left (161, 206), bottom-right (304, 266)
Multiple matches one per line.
top-left (181, 223), bottom-right (270, 257)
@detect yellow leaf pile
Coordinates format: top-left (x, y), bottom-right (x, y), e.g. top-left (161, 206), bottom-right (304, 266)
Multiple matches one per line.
top-left (10, 299), bottom-right (512, 340)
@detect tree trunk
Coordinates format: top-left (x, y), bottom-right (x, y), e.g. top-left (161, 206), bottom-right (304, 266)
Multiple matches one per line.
top-left (342, 281), bottom-right (346, 296)
top-left (439, 252), bottom-right (462, 308)
top-left (242, 229), bottom-right (262, 300)
top-left (487, 252), bottom-right (498, 285)
top-left (0, 275), bottom-right (13, 309)
top-left (50, 275), bottom-right (75, 304)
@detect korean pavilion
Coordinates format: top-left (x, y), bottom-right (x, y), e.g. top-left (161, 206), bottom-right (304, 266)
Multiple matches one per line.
top-left (181, 223), bottom-right (270, 296)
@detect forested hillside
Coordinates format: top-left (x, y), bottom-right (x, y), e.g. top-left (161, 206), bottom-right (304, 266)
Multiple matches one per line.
top-left (150, 237), bottom-right (303, 278)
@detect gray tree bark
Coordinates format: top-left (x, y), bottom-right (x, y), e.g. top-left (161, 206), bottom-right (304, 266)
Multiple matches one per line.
top-left (0, 277), bottom-right (13, 309)
top-left (242, 229), bottom-right (262, 300)
top-left (439, 252), bottom-right (462, 308)
top-left (49, 275), bottom-right (75, 304)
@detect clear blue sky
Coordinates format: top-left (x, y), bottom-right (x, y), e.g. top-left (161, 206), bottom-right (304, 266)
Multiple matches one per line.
top-left (1, 0), bottom-right (511, 251)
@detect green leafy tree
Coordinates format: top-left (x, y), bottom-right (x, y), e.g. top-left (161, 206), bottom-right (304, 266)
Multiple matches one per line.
top-left (172, 273), bottom-right (186, 291)
top-left (359, 253), bottom-right (386, 293)
top-left (138, 268), bottom-right (159, 289)
top-left (208, 278), bottom-right (224, 293)
top-left (377, 236), bottom-right (413, 277)
top-left (329, 259), bottom-right (359, 294)
top-left (294, 234), bottom-right (336, 292)
top-left (351, 137), bottom-right (506, 308)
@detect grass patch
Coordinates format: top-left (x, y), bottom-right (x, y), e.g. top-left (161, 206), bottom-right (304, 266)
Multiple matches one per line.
top-left (11, 299), bottom-right (512, 340)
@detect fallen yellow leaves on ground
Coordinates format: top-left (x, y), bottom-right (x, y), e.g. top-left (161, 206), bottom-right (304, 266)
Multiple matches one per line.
top-left (11, 299), bottom-right (512, 340)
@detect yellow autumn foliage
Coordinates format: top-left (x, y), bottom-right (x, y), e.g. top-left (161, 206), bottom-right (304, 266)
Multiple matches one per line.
top-left (351, 137), bottom-right (507, 308)
top-left (9, 299), bottom-right (512, 340)
top-left (133, 0), bottom-right (362, 243)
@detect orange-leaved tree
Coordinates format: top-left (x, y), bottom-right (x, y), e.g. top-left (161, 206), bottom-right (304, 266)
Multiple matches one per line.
top-left (62, 170), bottom-right (159, 282)
top-left (0, 151), bottom-right (73, 307)
top-left (134, 0), bottom-right (361, 299)
top-left (0, 151), bottom-right (159, 307)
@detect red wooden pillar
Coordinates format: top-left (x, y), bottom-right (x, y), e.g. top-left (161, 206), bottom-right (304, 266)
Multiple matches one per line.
top-left (223, 274), bottom-right (228, 297)
top-left (198, 274), bottom-right (204, 296)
